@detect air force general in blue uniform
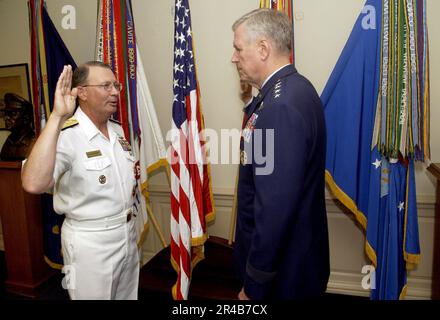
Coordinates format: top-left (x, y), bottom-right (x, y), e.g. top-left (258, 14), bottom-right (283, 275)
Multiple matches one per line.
top-left (234, 63), bottom-right (330, 299)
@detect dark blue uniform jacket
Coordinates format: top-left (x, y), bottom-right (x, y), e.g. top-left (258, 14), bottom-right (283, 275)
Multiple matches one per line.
top-left (234, 64), bottom-right (330, 299)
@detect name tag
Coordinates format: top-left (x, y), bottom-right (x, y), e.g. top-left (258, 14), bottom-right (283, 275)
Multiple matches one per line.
top-left (86, 150), bottom-right (102, 158)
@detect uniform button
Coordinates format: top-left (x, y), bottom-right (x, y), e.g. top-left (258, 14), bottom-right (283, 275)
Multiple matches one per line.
top-left (99, 175), bottom-right (106, 184)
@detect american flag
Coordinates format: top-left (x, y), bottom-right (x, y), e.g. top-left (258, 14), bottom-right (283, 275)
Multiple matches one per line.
top-left (170, 0), bottom-right (215, 300)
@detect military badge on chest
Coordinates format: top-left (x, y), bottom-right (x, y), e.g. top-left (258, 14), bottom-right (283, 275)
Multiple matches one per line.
top-left (117, 135), bottom-right (133, 155)
top-left (99, 175), bottom-right (107, 184)
top-left (242, 113), bottom-right (259, 143)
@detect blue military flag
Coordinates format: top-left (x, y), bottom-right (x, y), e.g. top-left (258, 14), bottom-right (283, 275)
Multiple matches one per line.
top-left (322, 0), bottom-right (426, 299)
top-left (29, 0), bottom-right (76, 269)
top-left (41, 7), bottom-right (76, 114)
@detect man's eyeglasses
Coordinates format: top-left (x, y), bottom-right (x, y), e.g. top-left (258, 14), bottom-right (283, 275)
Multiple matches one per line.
top-left (81, 82), bottom-right (123, 92)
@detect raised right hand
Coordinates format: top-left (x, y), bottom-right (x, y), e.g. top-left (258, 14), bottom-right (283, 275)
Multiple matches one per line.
top-left (52, 65), bottom-right (78, 119)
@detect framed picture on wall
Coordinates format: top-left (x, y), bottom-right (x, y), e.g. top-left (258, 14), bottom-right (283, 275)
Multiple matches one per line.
top-left (0, 63), bottom-right (32, 129)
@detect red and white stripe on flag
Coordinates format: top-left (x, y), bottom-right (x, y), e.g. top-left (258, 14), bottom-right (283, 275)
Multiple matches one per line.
top-left (170, 0), bottom-right (215, 300)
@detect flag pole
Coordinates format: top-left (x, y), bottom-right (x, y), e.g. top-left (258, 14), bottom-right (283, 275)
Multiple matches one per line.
top-left (228, 165), bottom-right (239, 245)
top-left (143, 164), bottom-right (171, 249)
top-left (146, 201), bottom-right (167, 248)
top-left (165, 162), bottom-right (171, 186)
top-left (144, 165), bottom-right (171, 249)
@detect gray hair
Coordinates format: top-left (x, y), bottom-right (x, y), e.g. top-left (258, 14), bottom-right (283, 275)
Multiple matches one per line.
top-left (72, 61), bottom-right (113, 88)
top-left (232, 8), bottom-right (292, 56)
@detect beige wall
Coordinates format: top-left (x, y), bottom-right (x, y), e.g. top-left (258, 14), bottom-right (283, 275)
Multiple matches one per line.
top-left (0, 0), bottom-right (438, 195)
top-left (0, 0), bottom-right (439, 298)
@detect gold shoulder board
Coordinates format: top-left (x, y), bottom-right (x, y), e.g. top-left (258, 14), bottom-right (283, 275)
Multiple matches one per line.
top-left (61, 117), bottom-right (79, 130)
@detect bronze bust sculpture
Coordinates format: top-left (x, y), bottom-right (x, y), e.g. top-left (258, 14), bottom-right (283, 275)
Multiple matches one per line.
top-left (0, 93), bottom-right (36, 161)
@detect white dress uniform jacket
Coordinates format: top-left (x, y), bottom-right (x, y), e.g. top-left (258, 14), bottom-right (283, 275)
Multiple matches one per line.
top-left (54, 107), bottom-right (139, 300)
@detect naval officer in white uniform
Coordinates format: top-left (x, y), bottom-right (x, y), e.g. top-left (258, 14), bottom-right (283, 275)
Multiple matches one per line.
top-left (22, 62), bottom-right (139, 300)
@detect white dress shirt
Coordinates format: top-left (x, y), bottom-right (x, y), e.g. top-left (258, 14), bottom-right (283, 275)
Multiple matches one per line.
top-left (53, 107), bottom-right (136, 221)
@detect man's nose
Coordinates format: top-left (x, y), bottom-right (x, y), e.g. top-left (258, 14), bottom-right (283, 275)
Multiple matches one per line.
top-left (231, 52), bottom-right (238, 63)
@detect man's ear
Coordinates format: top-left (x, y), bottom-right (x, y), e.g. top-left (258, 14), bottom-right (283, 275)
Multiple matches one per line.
top-left (76, 87), bottom-right (87, 101)
top-left (258, 38), bottom-right (270, 61)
